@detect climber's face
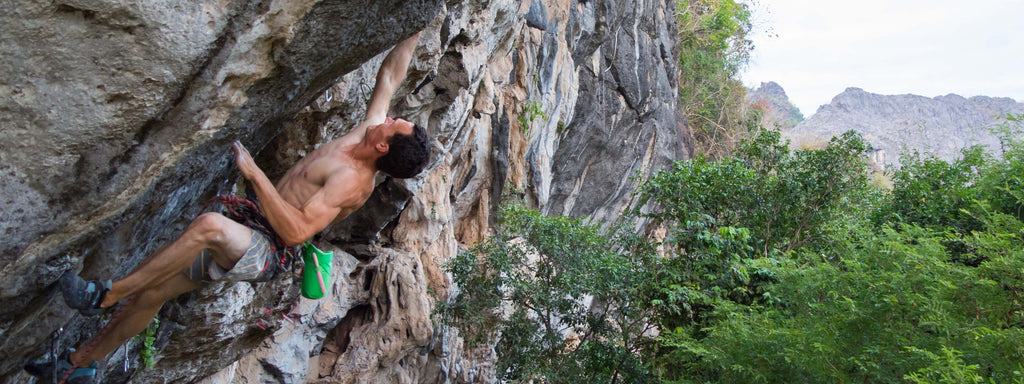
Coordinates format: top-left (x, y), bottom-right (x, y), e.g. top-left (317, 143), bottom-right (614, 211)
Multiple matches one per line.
top-left (369, 117), bottom-right (413, 141)
top-left (366, 117), bottom-right (414, 152)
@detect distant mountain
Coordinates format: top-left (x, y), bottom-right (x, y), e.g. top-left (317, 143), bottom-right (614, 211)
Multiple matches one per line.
top-left (748, 81), bottom-right (804, 130)
top-left (784, 87), bottom-right (1024, 167)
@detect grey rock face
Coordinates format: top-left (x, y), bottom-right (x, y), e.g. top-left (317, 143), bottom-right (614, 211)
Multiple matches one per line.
top-left (544, 0), bottom-right (687, 224)
top-left (1, 0), bottom-right (442, 382)
top-left (0, 0), bottom-right (688, 383)
top-left (221, 1), bottom-right (688, 383)
top-left (787, 87), bottom-right (1024, 166)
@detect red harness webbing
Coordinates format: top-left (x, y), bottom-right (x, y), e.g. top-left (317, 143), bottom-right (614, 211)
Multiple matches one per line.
top-left (199, 195), bottom-right (294, 266)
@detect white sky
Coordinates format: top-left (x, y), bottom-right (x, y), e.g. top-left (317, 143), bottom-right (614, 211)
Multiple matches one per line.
top-left (742, 0), bottom-right (1024, 116)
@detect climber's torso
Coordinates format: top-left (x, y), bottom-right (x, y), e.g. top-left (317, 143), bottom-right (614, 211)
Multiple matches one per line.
top-left (273, 138), bottom-right (375, 226)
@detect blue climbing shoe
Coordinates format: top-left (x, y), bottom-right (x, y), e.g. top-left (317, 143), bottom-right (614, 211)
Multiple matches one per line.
top-left (58, 271), bottom-right (110, 316)
top-left (63, 361), bottom-right (98, 384)
top-left (24, 352), bottom-right (97, 384)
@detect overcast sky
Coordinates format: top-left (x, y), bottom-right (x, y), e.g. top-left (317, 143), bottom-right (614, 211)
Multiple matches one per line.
top-left (742, 0), bottom-right (1024, 116)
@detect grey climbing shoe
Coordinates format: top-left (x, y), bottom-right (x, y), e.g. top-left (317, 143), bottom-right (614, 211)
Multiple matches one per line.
top-left (58, 271), bottom-right (110, 316)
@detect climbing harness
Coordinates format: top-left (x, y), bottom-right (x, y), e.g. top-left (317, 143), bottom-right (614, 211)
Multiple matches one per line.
top-left (198, 195), bottom-right (298, 273)
top-left (201, 196), bottom-right (331, 300)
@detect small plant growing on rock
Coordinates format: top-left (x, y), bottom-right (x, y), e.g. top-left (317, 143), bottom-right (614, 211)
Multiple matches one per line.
top-left (136, 317), bottom-right (160, 370)
top-left (130, 317), bottom-right (159, 376)
top-left (517, 100), bottom-right (547, 134)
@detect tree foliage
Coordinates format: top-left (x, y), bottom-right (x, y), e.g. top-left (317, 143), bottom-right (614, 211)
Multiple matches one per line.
top-left (439, 204), bottom-right (661, 383)
top-left (694, 222), bottom-right (1024, 383)
top-left (639, 130), bottom-right (873, 255)
top-left (442, 111), bottom-right (1024, 382)
top-left (676, 0), bottom-right (759, 157)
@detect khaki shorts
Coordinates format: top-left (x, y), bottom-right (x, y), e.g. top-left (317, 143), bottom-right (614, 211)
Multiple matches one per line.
top-left (183, 230), bottom-right (275, 286)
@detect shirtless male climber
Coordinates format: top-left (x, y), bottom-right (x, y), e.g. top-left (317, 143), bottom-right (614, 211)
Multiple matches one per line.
top-left (29, 32), bottom-right (428, 384)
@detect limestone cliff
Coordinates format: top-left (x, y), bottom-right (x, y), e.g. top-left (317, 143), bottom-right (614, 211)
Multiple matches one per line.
top-left (0, 0), bottom-right (690, 383)
top-left (785, 87), bottom-right (1024, 166)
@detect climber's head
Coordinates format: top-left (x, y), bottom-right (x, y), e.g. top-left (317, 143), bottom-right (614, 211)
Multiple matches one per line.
top-left (369, 117), bottom-right (430, 178)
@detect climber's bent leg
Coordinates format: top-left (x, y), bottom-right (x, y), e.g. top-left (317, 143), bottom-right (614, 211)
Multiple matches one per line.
top-left (101, 213), bottom-right (254, 307)
top-left (69, 273), bottom-right (198, 367)
top-left (184, 229), bottom-right (276, 285)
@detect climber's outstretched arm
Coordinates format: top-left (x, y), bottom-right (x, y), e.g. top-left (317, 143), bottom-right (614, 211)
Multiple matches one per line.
top-left (366, 31), bottom-right (420, 121)
top-left (343, 31), bottom-right (421, 140)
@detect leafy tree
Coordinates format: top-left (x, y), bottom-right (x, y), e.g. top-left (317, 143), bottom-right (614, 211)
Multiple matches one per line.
top-left (676, 0), bottom-right (759, 157)
top-left (876, 115), bottom-right (1024, 265)
top-left (639, 130), bottom-right (872, 256)
top-left (979, 113), bottom-right (1024, 222)
top-left (440, 204), bottom-right (660, 384)
top-left (687, 218), bottom-right (1024, 383)
top-left (634, 131), bottom-right (877, 381)
top-left (680, 121), bottom-right (1024, 383)
top-left (876, 146), bottom-right (990, 234)
top-left (443, 119), bottom-right (1024, 383)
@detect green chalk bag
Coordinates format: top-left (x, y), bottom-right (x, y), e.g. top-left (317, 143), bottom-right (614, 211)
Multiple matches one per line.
top-left (301, 241), bottom-right (332, 299)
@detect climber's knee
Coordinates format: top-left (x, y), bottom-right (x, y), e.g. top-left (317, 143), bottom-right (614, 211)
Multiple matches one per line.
top-left (185, 213), bottom-right (250, 254)
top-left (187, 212), bottom-right (233, 245)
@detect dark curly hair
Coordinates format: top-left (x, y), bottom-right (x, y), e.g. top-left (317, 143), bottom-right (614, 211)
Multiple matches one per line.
top-left (375, 123), bottom-right (430, 178)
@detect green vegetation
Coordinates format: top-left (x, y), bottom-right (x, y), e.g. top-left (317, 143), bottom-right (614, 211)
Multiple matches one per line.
top-left (676, 0), bottom-right (759, 157)
top-left (439, 205), bottom-right (660, 383)
top-left (441, 2), bottom-right (1023, 381)
top-left (441, 115), bottom-right (1024, 383)
top-left (136, 316), bottom-right (160, 370)
top-left (518, 100), bottom-right (547, 134)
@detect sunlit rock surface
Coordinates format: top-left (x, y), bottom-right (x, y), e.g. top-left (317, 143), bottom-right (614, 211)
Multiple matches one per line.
top-left (0, 0), bottom-right (689, 383)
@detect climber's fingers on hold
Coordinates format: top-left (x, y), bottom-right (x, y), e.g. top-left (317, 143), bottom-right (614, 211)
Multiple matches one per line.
top-left (232, 141), bottom-right (257, 178)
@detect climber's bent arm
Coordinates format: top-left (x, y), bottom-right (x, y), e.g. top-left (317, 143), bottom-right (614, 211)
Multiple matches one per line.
top-left (232, 141), bottom-right (349, 246)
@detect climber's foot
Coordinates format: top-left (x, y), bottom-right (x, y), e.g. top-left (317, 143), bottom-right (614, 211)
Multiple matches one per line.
top-left (25, 352), bottom-right (97, 384)
top-left (58, 271), bottom-right (110, 316)
top-left (23, 352), bottom-right (59, 381)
